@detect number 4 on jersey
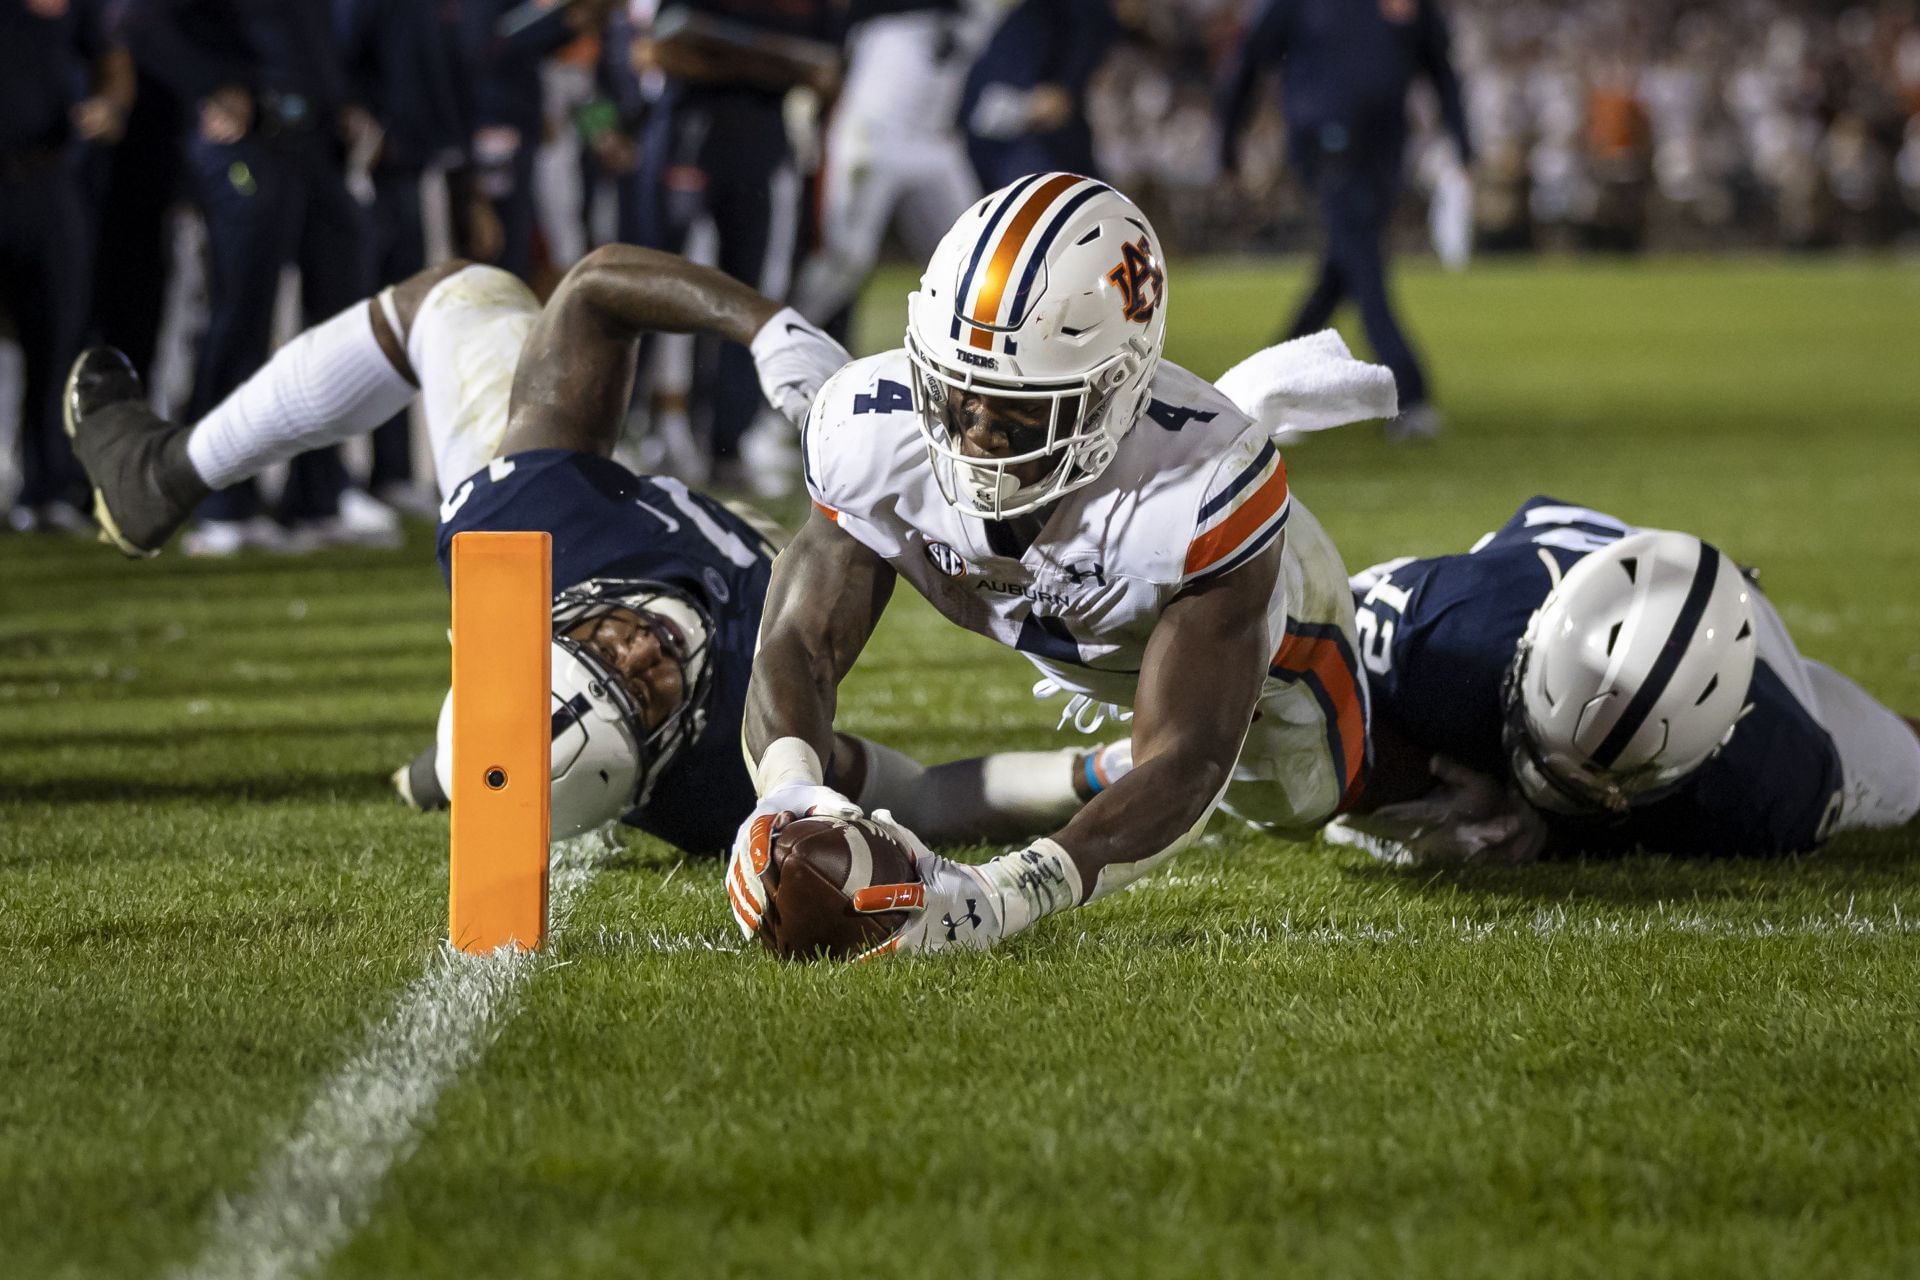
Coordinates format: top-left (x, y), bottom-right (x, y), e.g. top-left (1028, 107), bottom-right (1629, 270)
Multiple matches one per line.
top-left (854, 380), bottom-right (914, 416)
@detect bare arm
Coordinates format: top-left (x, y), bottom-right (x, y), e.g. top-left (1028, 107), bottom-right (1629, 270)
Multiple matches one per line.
top-left (502, 244), bottom-right (781, 458)
top-left (744, 509), bottom-right (897, 782)
top-left (1051, 538), bottom-right (1283, 894)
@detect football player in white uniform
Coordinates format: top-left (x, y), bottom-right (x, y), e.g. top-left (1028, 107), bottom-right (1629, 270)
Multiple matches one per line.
top-left (728, 174), bottom-right (1371, 955)
top-left (791, 0), bottom-right (989, 326)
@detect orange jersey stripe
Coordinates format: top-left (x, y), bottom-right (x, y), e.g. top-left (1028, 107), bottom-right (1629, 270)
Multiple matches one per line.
top-left (1271, 631), bottom-right (1368, 807)
top-left (967, 172), bottom-right (1083, 349)
top-left (812, 499), bottom-right (840, 522)
top-left (1184, 463), bottom-right (1290, 576)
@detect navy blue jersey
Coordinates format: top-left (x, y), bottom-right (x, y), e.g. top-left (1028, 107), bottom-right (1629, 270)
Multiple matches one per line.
top-left (436, 449), bottom-right (773, 855)
top-left (1355, 496), bottom-right (1844, 857)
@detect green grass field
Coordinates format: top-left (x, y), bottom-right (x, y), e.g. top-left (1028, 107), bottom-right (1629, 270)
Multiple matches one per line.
top-left (5, 258), bottom-right (1919, 1279)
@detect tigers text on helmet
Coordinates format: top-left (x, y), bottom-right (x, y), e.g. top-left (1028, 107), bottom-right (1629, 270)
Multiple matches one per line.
top-left (905, 173), bottom-right (1168, 519)
top-left (1502, 531), bottom-right (1757, 815)
top-left (433, 578), bottom-right (716, 839)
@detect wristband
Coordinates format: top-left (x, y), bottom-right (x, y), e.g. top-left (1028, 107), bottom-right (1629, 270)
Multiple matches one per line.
top-left (754, 736), bottom-right (824, 796)
top-left (748, 306), bottom-right (818, 358)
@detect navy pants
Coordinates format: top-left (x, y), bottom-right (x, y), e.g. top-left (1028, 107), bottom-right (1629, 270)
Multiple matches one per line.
top-left (367, 167), bottom-right (427, 490)
top-left (1288, 146), bottom-right (1428, 410)
top-left (185, 128), bottom-right (372, 521)
top-left (91, 73), bottom-right (182, 374)
top-left (633, 87), bottom-right (796, 463)
top-left (0, 162), bottom-right (90, 508)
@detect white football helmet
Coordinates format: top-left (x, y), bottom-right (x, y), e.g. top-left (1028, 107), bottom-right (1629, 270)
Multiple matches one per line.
top-left (906, 173), bottom-right (1168, 519)
top-left (1503, 531), bottom-right (1757, 814)
top-left (431, 579), bottom-right (715, 839)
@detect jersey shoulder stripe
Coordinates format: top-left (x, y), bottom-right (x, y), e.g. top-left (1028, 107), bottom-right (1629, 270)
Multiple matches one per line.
top-left (1184, 440), bottom-right (1290, 579)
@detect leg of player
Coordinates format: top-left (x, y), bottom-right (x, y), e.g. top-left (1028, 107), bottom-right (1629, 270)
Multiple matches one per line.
top-left (832, 734), bottom-right (1133, 844)
top-left (62, 260), bottom-right (469, 557)
top-left (1803, 664), bottom-right (1920, 833)
top-left (790, 157), bottom-right (898, 325)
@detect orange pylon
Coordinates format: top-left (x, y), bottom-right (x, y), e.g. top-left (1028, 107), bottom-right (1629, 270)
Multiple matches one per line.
top-left (449, 531), bottom-right (552, 954)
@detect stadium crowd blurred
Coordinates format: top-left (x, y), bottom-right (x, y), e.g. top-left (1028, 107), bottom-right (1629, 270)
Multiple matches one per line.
top-left (5, 0), bottom-right (1918, 543)
top-left (1106, 0), bottom-right (1920, 252)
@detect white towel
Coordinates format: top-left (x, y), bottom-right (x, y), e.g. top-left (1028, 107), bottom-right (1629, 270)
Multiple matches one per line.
top-left (1214, 329), bottom-right (1400, 444)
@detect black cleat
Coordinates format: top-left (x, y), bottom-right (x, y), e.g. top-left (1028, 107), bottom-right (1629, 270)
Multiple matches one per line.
top-left (62, 347), bottom-right (210, 557)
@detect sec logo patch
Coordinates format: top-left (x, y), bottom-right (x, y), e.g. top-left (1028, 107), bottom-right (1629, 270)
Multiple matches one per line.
top-left (925, 542), bottom-right (969, 578)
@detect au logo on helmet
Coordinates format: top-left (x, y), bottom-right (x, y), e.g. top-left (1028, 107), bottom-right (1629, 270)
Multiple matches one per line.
top-left (1106, 236), bottom-right (1164, 324)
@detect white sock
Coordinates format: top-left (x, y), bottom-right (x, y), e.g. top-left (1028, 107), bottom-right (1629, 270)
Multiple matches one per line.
top-left (852, 737), bottom-right (1086, 844)
top-left (186, 300), bottom-right (416, 491)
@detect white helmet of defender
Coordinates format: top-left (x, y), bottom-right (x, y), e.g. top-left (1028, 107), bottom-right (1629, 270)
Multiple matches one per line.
top-left (905, 172), bottom-right (1168, 519)
top-left (1503, 531), bottom-right (1757, 814)
top-left (433, 642), bottom-right (642, 839)
top-left (430, 580), bottom-right (715, 839)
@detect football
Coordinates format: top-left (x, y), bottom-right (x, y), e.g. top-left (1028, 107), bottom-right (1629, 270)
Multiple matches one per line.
top-left (754, 815), bottom-right (922, 961)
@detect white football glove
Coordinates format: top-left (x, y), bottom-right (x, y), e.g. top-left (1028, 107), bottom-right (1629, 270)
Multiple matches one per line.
top-left (724, 782), bottom-right (862, 940)
top-left (851, 810), bottom-right (1002, 957)
top-left (854, 812), bottom-right (1082, 959)
top-left (748, 308), bottom-right (851, 428)
top-left (1325, 756), bottom-right (1548, 866)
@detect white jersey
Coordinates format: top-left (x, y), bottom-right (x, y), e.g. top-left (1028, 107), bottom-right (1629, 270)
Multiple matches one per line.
top-left (836, 9), bottom-right (985, 144)
top-left (804, 350), bottom-right (1295, 711)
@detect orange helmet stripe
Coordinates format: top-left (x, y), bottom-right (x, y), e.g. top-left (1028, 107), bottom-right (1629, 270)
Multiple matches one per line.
top-left (966, 172), bottom-right (1085, 349)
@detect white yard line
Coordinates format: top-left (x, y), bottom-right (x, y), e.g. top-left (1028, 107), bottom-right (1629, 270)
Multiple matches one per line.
top-left (171, 838), bottom-right (605, 1280)
top-left (1174, 902), bottom-right (1920, 948)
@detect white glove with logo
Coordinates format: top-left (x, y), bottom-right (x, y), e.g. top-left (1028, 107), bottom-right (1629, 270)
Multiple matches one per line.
top-left (855, 812), bottom-right (1083, 959)
top-left (725, 781), bottom-right (862, 939)
top-left (749, 308), bottom-right (851, 427)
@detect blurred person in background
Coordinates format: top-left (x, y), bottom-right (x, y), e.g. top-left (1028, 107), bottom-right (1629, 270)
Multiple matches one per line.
top-left (961, 0), bottom-right (1116, 189)
top-left (1217, 0), bottom-right (1472, 442)
top-left (2, 0), bottom-right (133, 534)
top-left (468, 0), bottom-right (618, 283)
top-left (339, 0), bottom-right (488, 516)
top-left (791, 0), bottom-right (991, 337)
top-left (88, 2), bottom-right (182, 384)
top-left (122, 0), bottom-right (385, 555)
top-left (1584, 52), bottom-right (1653, 252)
top-left (633, 0), bottom-right (840, 493)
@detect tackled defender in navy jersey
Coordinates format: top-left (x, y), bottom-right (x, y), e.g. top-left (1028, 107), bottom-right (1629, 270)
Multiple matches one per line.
top-left (1343, 496), bottom-right (1919, 859)
top-left (436, 450), bottom-right (774, 854)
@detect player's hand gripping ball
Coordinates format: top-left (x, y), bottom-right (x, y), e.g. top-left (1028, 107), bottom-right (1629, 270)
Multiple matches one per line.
top-left (738, 814), bottom-right (924, 960)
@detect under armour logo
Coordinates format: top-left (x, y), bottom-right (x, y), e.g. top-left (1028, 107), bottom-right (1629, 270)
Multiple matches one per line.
top-left (1063, 561), bottom-right (1107, 587)
top-left (943, 898), bottom-right (983, 941)
top-left (1106, 236), bottom-right (1164, 324)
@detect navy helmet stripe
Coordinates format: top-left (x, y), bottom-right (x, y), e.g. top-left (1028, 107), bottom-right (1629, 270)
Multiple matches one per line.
top-left (1590, 544), bottom-right (1724, 768)
top-left (550, 691), bottom-right (592, 740)
top-left (1005, 183), bottom-right (1110, 331)
top-left (1197, 440), bottom-right (1278, 523)
top-left (952, 173), bottom-right (1047, 333)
